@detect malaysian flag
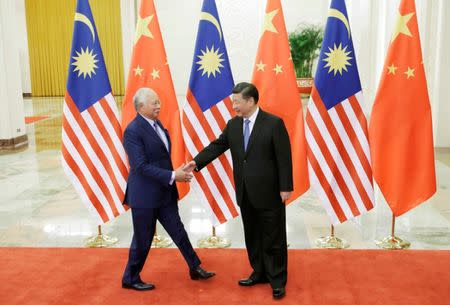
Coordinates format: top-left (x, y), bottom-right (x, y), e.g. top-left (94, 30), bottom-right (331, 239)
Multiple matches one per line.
top-left (61, 0), bottom-right (128, 224)
top-left (182, 0), bottom-right (239, 225)
top-left (306, 0), bottom-right (374, 224)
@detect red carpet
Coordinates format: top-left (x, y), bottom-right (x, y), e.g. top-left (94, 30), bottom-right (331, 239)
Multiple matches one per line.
top-left (0, 248), bottom-right (448, 305)
top-left (25, 116), bottom-right (49, 124)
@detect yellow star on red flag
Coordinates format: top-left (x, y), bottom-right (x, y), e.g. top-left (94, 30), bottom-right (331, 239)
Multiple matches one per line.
top-left (134, 14), bottom-right (154, 44)
top-left (387, 64), bottom-right (398, 75)
top-left (121, 0), bottom-right (189, 199)
top-left (133, 65), bottom-right (144, 76)
top-left (369, 0), bottom-right (435, 217)
top-left (392, 11), bottom-right (414, 42)
top-left (252, 0), bottom-right (309, 202)
top-left (262, 9), bottom-right (279, 36)
top-left (404, 67), bottom-right (415, 79)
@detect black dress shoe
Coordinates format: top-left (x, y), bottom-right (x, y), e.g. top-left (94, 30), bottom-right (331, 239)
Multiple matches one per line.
top-left (272, 287), bottom-right (286, 299)
top-left (238, 277), bottom-right (269, 286)
top-left (122, 282), bottom-right (155, 291)
top-left (190, 266), bottom-right (215, 280)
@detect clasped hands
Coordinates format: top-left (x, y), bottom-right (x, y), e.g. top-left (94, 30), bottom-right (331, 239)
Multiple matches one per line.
top-left (175, 161), bottom-right (292, 203)
top-left (174, 161), bottom-right (196, 183)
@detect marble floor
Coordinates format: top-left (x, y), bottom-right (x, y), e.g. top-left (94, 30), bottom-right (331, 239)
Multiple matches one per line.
top-left (0, 97), bottom-right (449, 249)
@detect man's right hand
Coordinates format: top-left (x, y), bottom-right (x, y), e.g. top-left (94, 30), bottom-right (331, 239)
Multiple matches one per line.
top-left (182, 160), bottom-right (196, 173)
top-left (175, 164), bottom-right (193, 183)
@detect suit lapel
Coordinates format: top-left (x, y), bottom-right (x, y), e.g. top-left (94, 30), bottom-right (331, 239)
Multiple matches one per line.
top-left (236, 116), bottom-right (245, 156)
top-left (244, 110), bottom-right (265, 157)
top-left (136, 115), bottom-right (170, 156)
top-left (157, 120), bottom-right (171, 153)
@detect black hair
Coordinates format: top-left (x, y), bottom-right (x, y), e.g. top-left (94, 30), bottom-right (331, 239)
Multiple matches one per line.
top-left (232, 82), bottom-right (259, 103)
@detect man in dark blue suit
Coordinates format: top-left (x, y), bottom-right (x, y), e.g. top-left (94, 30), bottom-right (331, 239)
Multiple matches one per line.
top-left (122, 87), bottom-right (215, 291)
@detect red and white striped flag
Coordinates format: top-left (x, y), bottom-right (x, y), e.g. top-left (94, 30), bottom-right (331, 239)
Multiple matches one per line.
top-left (182, 0), bottom-right (239, 225)
top-left (306, 0), bottom-right (374, 224)
top-left (61, 0), bottom-right (128, 224)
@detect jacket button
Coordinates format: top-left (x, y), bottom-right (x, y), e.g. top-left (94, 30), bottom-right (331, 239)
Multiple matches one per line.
top-left (243, 160), bottom-right (247, 163)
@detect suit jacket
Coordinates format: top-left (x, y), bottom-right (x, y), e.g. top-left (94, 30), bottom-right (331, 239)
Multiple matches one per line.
top-left (123, 114), bottom-right (178, 209)
top-left (194, 109), bottom-right (293, 209)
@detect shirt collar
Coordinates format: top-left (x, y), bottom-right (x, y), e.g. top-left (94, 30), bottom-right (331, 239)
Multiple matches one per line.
top-left (140, 114), bottom-right (157, 127)
top-left (245, 106), bottom-right (259, 124)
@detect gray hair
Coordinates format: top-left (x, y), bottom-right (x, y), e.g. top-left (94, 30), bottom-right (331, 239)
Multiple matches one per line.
top-left (133, 87), bottom-right (156, 111)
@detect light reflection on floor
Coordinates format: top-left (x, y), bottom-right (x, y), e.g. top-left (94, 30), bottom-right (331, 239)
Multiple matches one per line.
top-left (0, 96), bottom-right (449, 249)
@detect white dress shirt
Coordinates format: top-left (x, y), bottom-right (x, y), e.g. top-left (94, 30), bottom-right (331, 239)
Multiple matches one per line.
top-left (243, 106), bottom-right (259, 136)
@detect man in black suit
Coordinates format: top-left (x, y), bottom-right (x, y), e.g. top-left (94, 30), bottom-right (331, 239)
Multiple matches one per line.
top-left (122, 87), bottom-right (215, 291)
top-left (188, 82), bottom-right (292, 299)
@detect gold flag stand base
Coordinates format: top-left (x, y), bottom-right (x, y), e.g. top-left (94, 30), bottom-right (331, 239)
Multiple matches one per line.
top-left (151, 227), bottom-right (172, 248)
top-left (151, 234), bottom-right (173, 248)
top-left (375, 214), bottom-right (410, 250)
top-left (315, 225), bottom-right (349, 249)
top-left (375, 235), bottom-right (410, 250)
top-left (85, 225), bottom-right (118, 248)
top-left (197, 226), bottom-right (231, 248)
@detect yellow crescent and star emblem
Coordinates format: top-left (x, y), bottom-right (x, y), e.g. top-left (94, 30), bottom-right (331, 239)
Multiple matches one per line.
top-left (322, 9), bottom-right (353, 76)
top-left (196, 45), bottom-right (225, 78)
top-left (328, 9), bottom-right (351, 38)
top-left (72, 13), bottom-right (98, 79)
top-left (200, 12), bottom-right (223, 41)
top-left (196, 11), bottom-right (226, 78)
top-left (74, 13), bottom-right (96, 42)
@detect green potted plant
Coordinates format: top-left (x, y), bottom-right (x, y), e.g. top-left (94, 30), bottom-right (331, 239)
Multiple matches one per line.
top-left (289, 24), bottom-right (324, 95)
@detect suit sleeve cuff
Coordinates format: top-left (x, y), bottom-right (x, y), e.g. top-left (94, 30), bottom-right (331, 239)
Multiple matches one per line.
top-left (169, 171), bottom-right (175, 185)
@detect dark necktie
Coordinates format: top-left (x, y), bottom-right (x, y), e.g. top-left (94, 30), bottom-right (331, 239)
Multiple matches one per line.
top-left (153, 122), bottom-right (169, 151)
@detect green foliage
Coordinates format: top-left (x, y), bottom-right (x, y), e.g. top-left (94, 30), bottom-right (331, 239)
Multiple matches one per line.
top-left (289, 24), bottom-right (324, 78)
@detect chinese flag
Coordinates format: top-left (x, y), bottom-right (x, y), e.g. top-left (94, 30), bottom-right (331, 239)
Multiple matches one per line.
top-left (369, 0), bottom-right (436, 216)
top-left (252, 0), bottom-right (310, 202)
top-left (121, 0), bottom-right (188, 198)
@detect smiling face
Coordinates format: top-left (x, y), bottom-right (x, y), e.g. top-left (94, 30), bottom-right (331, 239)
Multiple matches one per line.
top-left (138, 91), bottom-right (161, 120)
top-left (232, 93), bottom-right (256, 118)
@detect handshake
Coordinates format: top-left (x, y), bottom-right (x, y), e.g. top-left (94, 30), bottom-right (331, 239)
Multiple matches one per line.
top-left (174, 160), bottom-right (196, 183)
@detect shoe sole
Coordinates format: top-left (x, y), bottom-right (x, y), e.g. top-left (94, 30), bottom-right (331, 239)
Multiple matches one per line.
top-left (190, 274), bottom-right (215, 280)
top-left (238, 280), bottom-right (269, 286)
top-left (273, 294), bottom-right (286, 300)
top-left (122, 284), bottom-right (155, 291)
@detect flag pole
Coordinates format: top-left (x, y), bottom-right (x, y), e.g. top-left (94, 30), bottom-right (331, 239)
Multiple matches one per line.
top-left (375, 213), bottom-right (410, 249)
top-left (151, 226), bottom-right (172, 248)
top-left (197, 225), bottom-right (231, 248)
top-left (85, 225), bottom-right (118, 248)
top-left (315, 224), bottom-right (349, 249)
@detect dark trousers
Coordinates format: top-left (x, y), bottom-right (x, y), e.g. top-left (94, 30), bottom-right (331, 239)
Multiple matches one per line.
top-left (240, 187), bottom-right (288, 289)
top-left (122, 201), bottom-right (201, 285)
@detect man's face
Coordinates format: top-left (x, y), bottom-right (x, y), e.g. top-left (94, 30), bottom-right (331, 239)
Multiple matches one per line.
top-left (139, 93), bottom-right (161, 120)
top-left (232, 93), bottom-right (255, 118)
